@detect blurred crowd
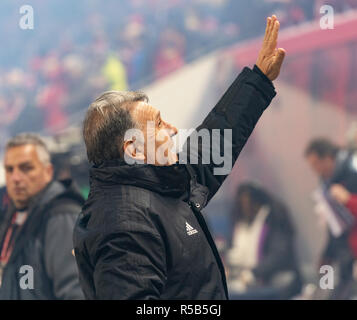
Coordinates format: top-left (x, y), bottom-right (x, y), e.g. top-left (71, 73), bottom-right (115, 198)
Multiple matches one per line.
top-left (1, 0), bottom-right (357, 142)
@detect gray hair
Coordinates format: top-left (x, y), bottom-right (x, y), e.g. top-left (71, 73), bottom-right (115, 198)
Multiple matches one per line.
top-left (83, 90), bottom-right (148, 165)
top-left (5, 133), bottom-right (51, 165)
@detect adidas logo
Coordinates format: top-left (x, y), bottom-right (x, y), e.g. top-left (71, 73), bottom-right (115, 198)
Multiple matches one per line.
top-left (186, 221), bottom-right (198, 236)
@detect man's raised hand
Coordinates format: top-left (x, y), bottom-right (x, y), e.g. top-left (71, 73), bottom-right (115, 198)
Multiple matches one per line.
top-left (256, 15), bottom-right (286, 81)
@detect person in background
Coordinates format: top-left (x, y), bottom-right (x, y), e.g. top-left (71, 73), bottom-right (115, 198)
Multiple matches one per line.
top-left (305, 138), bottom-right (357, 299)
top-left (346, 122), bottom-right (357, 151)
top-left (225, 183), bottom-right (302, 299)
top-left (0, 133), bottom-right (84, 299)
top-left (330, 184), bottom-right (357, 257)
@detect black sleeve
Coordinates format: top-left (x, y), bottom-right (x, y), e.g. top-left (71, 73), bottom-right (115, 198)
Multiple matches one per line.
top-left (92, 213), bottom-right (167, 300)
top-left (44, 203), bottom-right (84, 299)
top-left (321, 231), bottom-right (351, 264)
top-left (179, 65), bottom-right (276, 203)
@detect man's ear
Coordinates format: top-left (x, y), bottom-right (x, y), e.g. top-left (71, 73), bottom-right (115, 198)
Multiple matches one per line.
top-left (123, 140), bottom-right (145, 164)
top-left (45, 163), bottom-right (54, 181)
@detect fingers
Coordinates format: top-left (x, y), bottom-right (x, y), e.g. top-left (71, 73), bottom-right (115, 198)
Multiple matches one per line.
top-left (266, 20), bottom-right (279, 54)
top-left (271, 19), bottom-right (280, 43)
top-left (267, 15), bottom-right (277, 40)
top-left (264, 16), bottom-right (275, 41)
top-left (269, 15), bottom-right (277, 37)
top-left (264, 17), bottom-right (272, 41)
top-left (275, 48), bottom-right (286, 66)
top-left (263, 15), bottom-right (279, 48)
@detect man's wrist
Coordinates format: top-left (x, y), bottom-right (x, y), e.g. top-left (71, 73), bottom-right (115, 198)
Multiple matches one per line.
top-left (253, 64), bottom-right (273, 85)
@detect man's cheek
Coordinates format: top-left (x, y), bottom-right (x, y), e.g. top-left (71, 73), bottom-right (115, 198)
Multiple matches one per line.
top-left (145, 130), bottom-right (157, 164)
top-left (156, 129), bottom-right (170, 144)
top-left (25, 176), bottom-right (38, 193)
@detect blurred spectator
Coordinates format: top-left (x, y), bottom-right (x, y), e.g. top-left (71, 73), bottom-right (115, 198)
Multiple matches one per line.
top-left (154, 28), bottom-right (186, 79)
top-left (347, 122), bottom-right (357, 150)
top-left (329, 184), bottom-right (357, 299)
top-left (0, 133), bottom-right (84, 299)
top-left (101, 53), bottom-right (128, 91)
top-left (35, 54), bottom-right (68, 132)
top-left (330, 184), bottom-right (357, 257)
top-left (225, 183), bottom-right (302, 299)
top-left (305, 138), bottom-right (357, 299)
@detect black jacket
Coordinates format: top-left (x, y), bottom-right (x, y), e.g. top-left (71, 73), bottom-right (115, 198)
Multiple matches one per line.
top-left (0, 187), bottom-right (9, 219)
top-left (0, 180), bottom-right (85, 300)
top-left (73, 65), bottom-right (277, 300)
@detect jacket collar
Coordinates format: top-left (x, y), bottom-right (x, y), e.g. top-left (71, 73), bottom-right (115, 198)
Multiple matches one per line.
top-left (90, 159), bottom-right (191, 198)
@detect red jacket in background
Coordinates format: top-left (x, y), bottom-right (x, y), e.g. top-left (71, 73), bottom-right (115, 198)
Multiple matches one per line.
top-left (346, 195), bottom-right (357, 258)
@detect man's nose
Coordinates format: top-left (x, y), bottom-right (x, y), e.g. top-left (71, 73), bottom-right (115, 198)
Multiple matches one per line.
top-left (166, 123), bottom-right (178, 136)
top-left (10, 168), bottom-right (23, 183)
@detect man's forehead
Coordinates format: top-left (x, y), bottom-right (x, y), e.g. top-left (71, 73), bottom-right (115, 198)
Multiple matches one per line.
top-left (4, 144), bottom-right (39, 165)
top-left (132, 101), bottom-right (159, 119)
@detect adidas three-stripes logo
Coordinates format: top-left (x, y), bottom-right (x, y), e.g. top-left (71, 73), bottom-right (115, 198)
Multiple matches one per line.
top-left (186, 222), bottom-right (198, 236)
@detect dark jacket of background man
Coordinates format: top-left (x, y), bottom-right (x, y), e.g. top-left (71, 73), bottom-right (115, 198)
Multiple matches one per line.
top-left (74, 66), bottom-right (277, 299)
top-left (0, 179), bottom-right (85, 299)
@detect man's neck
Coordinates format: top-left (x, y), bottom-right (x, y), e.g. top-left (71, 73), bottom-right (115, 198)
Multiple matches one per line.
top-left (14, 205), bottom-right (28, 212)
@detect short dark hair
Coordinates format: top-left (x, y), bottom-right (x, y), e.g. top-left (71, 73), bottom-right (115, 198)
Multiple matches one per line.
top-left (237, 183), bottom-right (271, 207)
top-left (304, 138), bottom-right (339, 159)
top-left (83, 91), bottom-right (148, 165)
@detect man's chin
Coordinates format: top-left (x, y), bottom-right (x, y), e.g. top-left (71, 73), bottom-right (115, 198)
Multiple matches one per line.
top-left (12, 198), bottom-right (29, 210)
top-left (9, 190), bottom-right (28, 204)
top-left (155, 152), bottom-right (178, 166)
top-left (167, 152), bottom-right (178, 165)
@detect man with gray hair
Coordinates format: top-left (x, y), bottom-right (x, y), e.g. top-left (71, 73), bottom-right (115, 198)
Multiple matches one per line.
top-left (0, 133), bottom-right (84, 299)
top-left (74, 15), bottom-right (285, 299)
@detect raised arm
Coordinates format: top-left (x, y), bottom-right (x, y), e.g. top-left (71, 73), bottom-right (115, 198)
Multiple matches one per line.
top-left (180, 15), bottom-right (286, 203)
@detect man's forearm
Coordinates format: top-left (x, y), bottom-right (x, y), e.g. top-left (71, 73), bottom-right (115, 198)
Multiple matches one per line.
top-left (198, 65), bottom-right (276, 167)
top-left (182, 65), bottom-right (276, 202)
top-left (181, 15), bottom-right (285, 202)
